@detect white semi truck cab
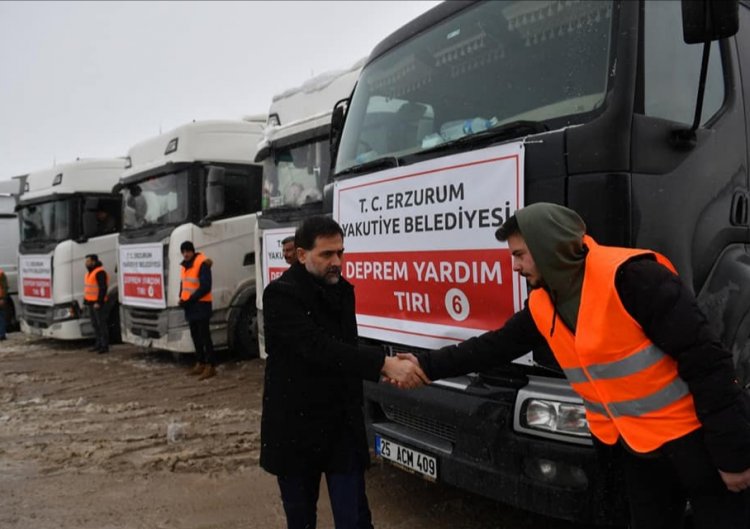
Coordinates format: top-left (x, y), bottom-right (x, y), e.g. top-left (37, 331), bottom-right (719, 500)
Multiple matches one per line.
top-left (254, 60), bottom-right (363, 357)
top-left (117, 118), bottom-right (265, 356)
top-left (0, 177), bottom-right (23, 330)
top-left (17, 159), bottom-right (126, 340)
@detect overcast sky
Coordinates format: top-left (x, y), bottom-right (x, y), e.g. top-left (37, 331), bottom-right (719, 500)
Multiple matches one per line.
top-left (0, 1), bottom-right (440, 181)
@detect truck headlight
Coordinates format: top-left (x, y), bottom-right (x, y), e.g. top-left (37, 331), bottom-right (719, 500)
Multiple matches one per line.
top-left (521, 399), bottom-right (589, 437)
top-left (52, 302), bottom-right (79, 321)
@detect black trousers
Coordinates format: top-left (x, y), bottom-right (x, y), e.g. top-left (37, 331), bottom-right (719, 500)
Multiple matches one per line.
top-left (87, 304), bottom-right (109, 349)
top-left (607, 429), bottom-right (750, 529)
top-left (188, 319), bottom-right (215, 365)
top-left (276, 447), bottom-right (373, 529)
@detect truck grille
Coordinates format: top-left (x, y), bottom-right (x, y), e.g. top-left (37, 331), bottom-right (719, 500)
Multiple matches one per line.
top-left (381, 403), bottom-right (457, 443)
top-left (123, 306), bottom-right (166, 339)
top-left (22, 304), bottom-right (52, 328)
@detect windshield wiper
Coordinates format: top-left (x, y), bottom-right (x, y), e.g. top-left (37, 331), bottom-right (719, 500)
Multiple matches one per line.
top-left (334, 156), bottom-right (399, 179)
top-left (406, 120), bottom-right (549, 162)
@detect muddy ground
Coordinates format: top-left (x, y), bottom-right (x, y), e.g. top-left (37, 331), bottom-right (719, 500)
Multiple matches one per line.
top-left (0, 332), bottom-right (599, 529)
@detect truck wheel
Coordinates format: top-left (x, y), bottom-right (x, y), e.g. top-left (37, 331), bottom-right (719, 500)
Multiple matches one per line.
top-left (233, 302), bottom-right (259, 359)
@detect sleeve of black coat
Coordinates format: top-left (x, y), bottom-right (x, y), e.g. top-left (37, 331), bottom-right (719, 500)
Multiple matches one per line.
top-left (95, 270), bottom-right (108, 305)
top-left (617, 258), bottom-right (750, 472)
top-left (263, 279), bottom-right (385, 381)
top-left (419, 306), bottom-right (546, 380)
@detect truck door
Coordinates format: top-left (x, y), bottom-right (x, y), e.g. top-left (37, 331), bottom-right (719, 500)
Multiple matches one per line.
top-left (631, 1), bottom-right (750, 383)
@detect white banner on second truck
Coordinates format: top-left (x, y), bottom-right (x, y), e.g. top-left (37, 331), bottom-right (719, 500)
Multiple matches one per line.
top-left (19, 254), bottom-right (53, 306)
top-left (118, 243), bottom-right (166, 309)
top-left (261, 227), bottom-right (296, 287)
top-left (333, 142), bottom-right (525, 349)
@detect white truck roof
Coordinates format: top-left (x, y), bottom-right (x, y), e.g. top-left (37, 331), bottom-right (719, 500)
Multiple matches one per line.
top-left (19, 158), bottom-right (127, 203)
top-left (259, 58), bottom-right (364, 147)
top-left (122, 118), bottom-right (266, 180)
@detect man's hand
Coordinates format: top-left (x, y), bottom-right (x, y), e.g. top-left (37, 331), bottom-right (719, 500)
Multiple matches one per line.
top-left (94, 303), bottom-right (101, 310)
top-left (381, 355), bottom-right (430, 389)
top-left (719, 468), bottom-right (750, 492)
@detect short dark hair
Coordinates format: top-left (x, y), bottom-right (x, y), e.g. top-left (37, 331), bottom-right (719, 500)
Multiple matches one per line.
top-left (295, 216), bottom-right (344, 250)
top-left (85, 254), bottom-right (99, 261)
top-left (180, 241), bottom-right (195, 253)
top-left (281, 236), bottom-right (295, 246)
top-left (495, 214), bottom-right (520, 242)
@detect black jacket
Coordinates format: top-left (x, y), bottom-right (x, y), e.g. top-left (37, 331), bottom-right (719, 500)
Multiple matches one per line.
top-left (178, 253), bottom-right (212, 322)
top-left (260, 262), bottom-right (385, 476)
top-left (420, 257), bottom-right (750, 473)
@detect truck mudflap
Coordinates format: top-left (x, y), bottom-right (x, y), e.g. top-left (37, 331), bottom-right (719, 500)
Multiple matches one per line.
top-left (363, 378), bottom-right (628, 527)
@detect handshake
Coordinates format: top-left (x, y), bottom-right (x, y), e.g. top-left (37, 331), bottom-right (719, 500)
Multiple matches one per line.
top-left (381, 353), bottom-right (431, 389)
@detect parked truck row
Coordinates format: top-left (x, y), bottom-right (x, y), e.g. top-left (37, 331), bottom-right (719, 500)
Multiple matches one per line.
top-left (3, 1), bottom-right (750, 526)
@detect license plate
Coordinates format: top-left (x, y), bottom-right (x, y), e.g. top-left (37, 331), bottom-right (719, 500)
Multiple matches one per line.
top-left (375, 435), bottom-right (437, 480)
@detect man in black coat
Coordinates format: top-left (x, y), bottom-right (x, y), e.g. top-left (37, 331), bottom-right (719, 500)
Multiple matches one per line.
top-left (260, 216), bottom-right (428, 529)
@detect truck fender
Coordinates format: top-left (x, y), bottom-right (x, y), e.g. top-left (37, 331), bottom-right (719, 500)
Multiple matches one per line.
top-left (695, 243), bottom-right (750, 386)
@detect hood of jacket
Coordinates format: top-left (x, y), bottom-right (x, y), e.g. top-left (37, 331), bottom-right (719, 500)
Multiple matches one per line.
top-left (516, 202), bottom-right (587, 331)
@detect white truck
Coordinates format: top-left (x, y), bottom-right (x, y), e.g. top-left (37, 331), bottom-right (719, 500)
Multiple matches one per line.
top-left (254, 60), bottom-right (363, 357)
top-left (17, 159), bottom-right (126, 340)
top-left (0, 177), bottom-right (23, 330)
top-left (117, 118), bottom-right (265, 357)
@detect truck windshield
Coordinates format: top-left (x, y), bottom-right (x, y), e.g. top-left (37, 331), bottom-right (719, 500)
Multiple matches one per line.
top-left (262, 138), bottom-right (331, 210)
top-left (336, 0), bottom-right (614, 173)
top-left (18, 199), bottom-right (73, 243)
top-left (121, 171), bottom-right (189, 230)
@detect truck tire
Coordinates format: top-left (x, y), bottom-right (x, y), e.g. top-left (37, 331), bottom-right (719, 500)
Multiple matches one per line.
top-left (233, 302), bottom-right (259, 359)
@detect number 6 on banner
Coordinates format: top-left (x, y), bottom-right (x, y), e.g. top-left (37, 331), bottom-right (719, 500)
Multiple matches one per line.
top-left (445, 288), bottom-right (470, 322)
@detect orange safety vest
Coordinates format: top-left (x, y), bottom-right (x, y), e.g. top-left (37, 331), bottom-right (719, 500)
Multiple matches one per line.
top-left (180, 253), bottom-right (212, 302)
top-left (528, 235), bottom-right (701, 453)
top-left (84, 266), bottom-right (109, 303)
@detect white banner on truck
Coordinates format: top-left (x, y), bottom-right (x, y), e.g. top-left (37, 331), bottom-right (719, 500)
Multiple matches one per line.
top-left (19, 254), bottom-right (53, 306)
top-left (119, 243), bottom-right (166, 309)
top-left (333, 142), bottom-right (525, 349)
top-left (261, 227), bottom-right (296, 289)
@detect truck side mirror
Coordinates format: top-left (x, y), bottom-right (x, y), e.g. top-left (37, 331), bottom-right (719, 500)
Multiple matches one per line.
top-left (204, 165), bottom-right (226, 222)
top-left (681, 0), bottom-right (738, 44)
top-left (673, 0), bottom-right (739, 149)
top-left (329, 98), bottom-right (349, 172)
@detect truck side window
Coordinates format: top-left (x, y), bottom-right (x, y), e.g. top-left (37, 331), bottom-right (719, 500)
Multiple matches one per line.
top-left (643, 1), bottom-right (724, 126)
top-left (213, 167), bottom-right (262, 219)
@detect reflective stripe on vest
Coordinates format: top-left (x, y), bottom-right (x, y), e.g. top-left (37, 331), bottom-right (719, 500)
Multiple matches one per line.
top-left (180, 253), bottom-right (212, 302)
top-left (528, 235), bottom-right (701, 453)
top-left (84, 266), bottom-right (108, 302)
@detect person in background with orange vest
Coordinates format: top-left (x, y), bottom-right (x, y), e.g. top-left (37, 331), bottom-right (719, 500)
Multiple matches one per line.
top-left (83, 254), bottom-right (109, 353)
top-left (178, 241), bottom-right (216, 380)
top-left (395, 203), bottom-right (750, 528)
top-left (0, 267), bottom-right (8, 340)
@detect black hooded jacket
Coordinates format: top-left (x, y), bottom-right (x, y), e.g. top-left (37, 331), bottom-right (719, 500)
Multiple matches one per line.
top-left (420, 203), bottom-right (750, 473)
